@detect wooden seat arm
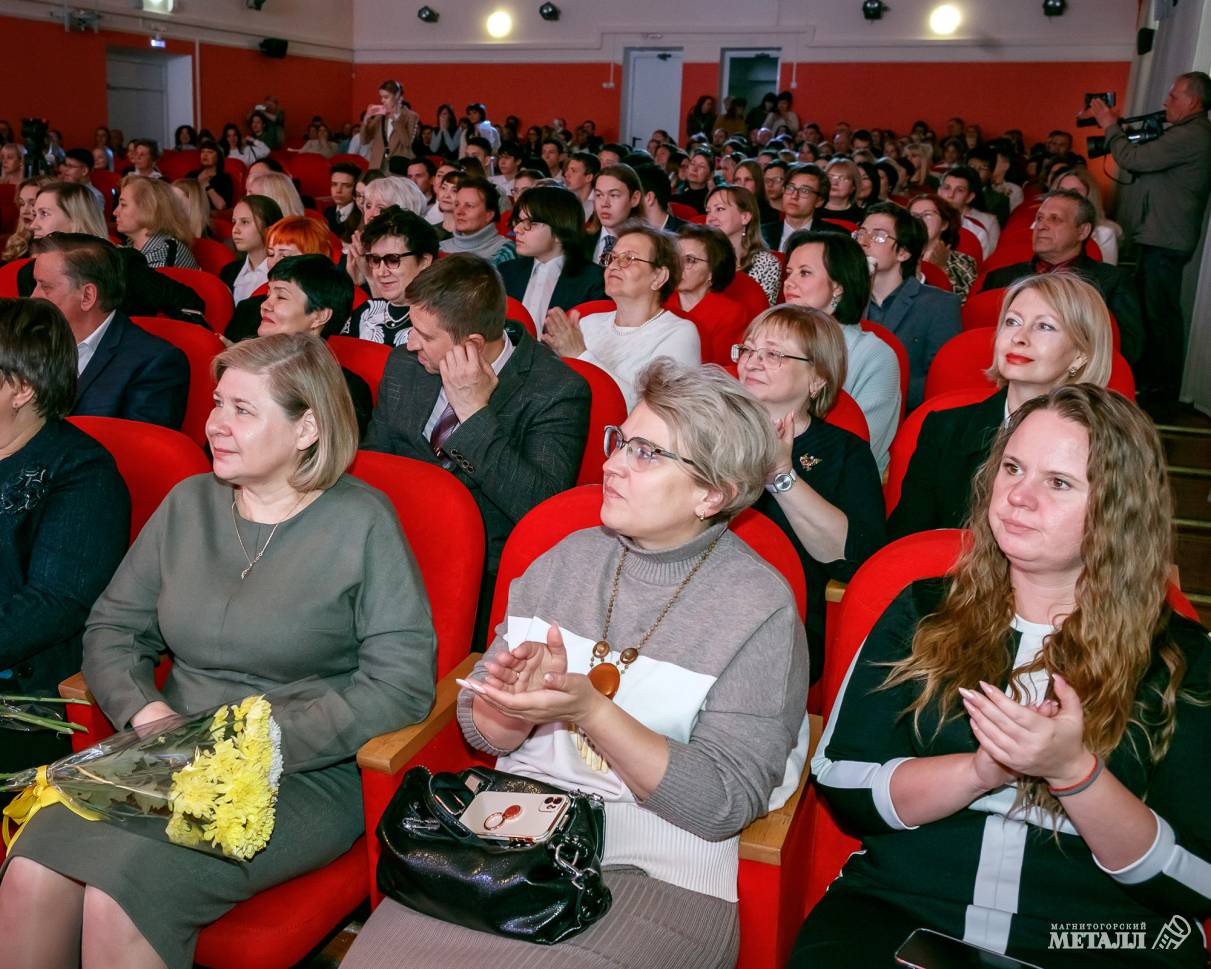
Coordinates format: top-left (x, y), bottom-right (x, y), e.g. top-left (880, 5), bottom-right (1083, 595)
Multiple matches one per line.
top-left (825, 580), bottom-right (846, 605)
top-left (739, 714), bottom-right (821, 865)
top-left (59, 671), bottom-right (95, 703)
top-left (357, 654), bottom-right (477, 776)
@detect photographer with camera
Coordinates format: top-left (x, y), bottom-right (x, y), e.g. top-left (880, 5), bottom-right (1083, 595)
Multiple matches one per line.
top-left (1086, 72), bottom-right (1211, 410)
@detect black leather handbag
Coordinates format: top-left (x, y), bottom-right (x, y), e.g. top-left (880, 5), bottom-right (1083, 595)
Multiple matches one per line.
top-left (375, 765), bottom-right (613, 944)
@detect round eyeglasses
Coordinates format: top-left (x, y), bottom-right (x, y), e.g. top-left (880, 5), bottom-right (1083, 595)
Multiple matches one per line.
top-left (603, 425), bottom-right (696, 471)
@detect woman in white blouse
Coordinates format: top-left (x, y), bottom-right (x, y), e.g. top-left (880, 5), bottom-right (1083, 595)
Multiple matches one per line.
top-left (542, 222), bottom-right (700, 408)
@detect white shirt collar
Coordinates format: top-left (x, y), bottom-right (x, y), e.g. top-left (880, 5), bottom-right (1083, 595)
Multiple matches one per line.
top-left (77, 311), bottom-right (116, 376)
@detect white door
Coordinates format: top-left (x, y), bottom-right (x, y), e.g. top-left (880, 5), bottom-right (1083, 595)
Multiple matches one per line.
top-left (622, 48), bottom-right (684, 149)
top-left (107, 49), bottom-right (170, 146)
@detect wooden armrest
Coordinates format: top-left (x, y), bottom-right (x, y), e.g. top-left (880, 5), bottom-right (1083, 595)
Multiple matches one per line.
top-left (739, 714), bottom-right (821, 865)
top-left (59, 671), bottom-right (94, 703)
top-left (357, 654), bottom-right (477, 775)
top-left (825, 580), bottom-right (846, 604)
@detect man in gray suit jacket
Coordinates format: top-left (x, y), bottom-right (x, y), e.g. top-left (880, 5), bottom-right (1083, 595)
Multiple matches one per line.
top-left (1088, 72), bottom-right (1211, 406)
top-left (362, 254), bottom-right (591, 643)
top-left (860, 202), bottom-right (961, 410)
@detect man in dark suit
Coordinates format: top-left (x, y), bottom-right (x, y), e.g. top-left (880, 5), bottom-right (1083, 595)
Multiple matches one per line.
top-left (323, 162), bottom-right (363, 242)
top-left (30, 233), bottom-right (189, 430)
top-left (635, 164), bottom-right (686, 234)
top-left (981, 190), bottom-right (1143, 365)
top-left (762, 163), bottom-right (848, 251)
top-left (860, 202), bottom-right (961, 410)
top-left (363, 253), bottom-right (591, 641)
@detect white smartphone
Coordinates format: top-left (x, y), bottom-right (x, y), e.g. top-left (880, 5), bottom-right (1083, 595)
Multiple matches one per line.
top-left (461, 791), bottom-right (571, 843)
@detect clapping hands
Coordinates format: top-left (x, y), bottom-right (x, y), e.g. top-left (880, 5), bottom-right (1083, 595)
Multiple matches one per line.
top-left (541, 307), bottom-right (586, 358)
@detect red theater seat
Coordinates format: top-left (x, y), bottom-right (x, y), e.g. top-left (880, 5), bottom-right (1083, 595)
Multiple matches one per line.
top-left (156, 267), bottom-right (234, 332)
top-left (131, 316), bottom-right (226, 448)
top-left (562, 358), bottom-right (628, 485)
top-left (328, 335), bottom-right (391, 404)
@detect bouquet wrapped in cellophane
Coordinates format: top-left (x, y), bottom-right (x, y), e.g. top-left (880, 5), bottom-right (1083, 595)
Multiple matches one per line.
top-left (1, 694), bottom-right (282, 860)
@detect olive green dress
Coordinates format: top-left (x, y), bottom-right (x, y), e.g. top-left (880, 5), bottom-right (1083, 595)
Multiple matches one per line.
top-left (2, 473), bottom-right (437, 969)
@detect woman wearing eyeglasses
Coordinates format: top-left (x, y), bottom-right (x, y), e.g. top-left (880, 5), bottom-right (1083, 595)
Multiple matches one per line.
top-left (818, 158), bottom-right (866, 225)
top-left (342, 208), bottom-right (438, 347)
top-left (736, 304), bottom-right (886, 682)
top-left (909, 193), bottom-right (978, 302)
top-left (497, 186), bottom-right (606, 337)
top-left (344, 359), bottom-right (810, 969)
top-left (542, 222), bottom-right (699, 408)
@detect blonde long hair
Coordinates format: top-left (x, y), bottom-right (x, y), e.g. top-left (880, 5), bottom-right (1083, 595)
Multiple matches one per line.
top-left (121, 175), bottom-right (195, 243)
top-left (882, 385), bottom-right (1185, 823)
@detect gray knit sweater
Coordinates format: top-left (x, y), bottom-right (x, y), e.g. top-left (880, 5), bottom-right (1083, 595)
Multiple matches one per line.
top-left (456, 522), bottom-right (810, 901)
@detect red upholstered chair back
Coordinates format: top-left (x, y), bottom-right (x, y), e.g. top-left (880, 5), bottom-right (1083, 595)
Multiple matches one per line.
top-left (288, 153), bottom-right (335, 199)
top-left (669, 202), bottom-right (698, 221)
top-left (89, 170), bottom-right (122, 218)
top-left (859, 319), bottom-right (910, 420)
top-left (724, 271), bottom-right (771, 322)
top-left (825, 390), bottom-right (870, 443)
top-left (982, 239), bottom-right (1035, 273)
top-left (352, 286), bottom-right (368, 310)
top-left (348, 451), bottom-right (485, 676)
top-left (327, 336), bottom-right (392, 405)
top-left (919, 261), bottom-right (952, 292)
top-left (505, 296), bottom-right (538, 338)
top-left (956, 226), bottom-right (984, 268)
top-left (131, 317), bottom-right (225, 448)
top-left (572, 299), bottom-right (616, 318)
top-left (0, 184), bottom-right (16, 233)
top-left (961, 286), bottom-right (1006, 331)
top-left (156, 267), bottom-right (234, 332)
top-left (191, 237), bottom-right (234, 276)
top-left (0, 258), bottom-right (29, 297)
top-left (223, 157), bottom-right (248, 202)
top-left (329, 153), bottom-right (369, 172)
top-left (67, 416), bottom-right (211, 543)
top-left (924, 327), bottom-right (1135, 401)
top-left (488, 485), bottom-right (807, 650)
top-left (883, 388), bottom-right (995, 514)
top-left (561, 358), bottom-right (628, 485)
top-left (210, 215), bottom-right (234, 241)
top-left (156, 150), bottom-right (195, 181)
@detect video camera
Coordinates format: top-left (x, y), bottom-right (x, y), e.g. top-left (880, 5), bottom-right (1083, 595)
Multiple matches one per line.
top-left (1076, 92), bottom-right (1115, 128)
top-left (1087, 111), bottom-right (1166, 159)
top-left (21, 117), bottom-right (52, 177)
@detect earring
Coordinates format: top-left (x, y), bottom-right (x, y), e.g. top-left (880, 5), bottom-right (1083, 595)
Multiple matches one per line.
top-left (827, 292), bottom-right (841, 313)
top-left (1068, 366), bottom-right (1079, 377)
top-left (696, 511), bottom-right (706, 522)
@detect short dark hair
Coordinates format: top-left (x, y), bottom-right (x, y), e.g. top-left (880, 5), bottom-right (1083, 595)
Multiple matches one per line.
top-left (764, 159), bottom-right (789, 178)
top-left (785, 230), bottom-right (870, 327)
top-left (379, 79), bottom-right (403, 96)
top-left (361, 207), bottom-right (440, 259)
top-left (455, 175), bottom-right (501, 219)
top-left (594, 163), bottom-right (642, 198)
top-left (613, 220), bottom-right (681, 301)
top-left (785, 161), bottom-right (825, 189)
top-left (513, 186), bottom-right (589, 271)
top-left (541, 137), bottom-right (565, 154)
top-left (239, 194), bottom-right (285, 240)
top-left (677, 223), bottom-right (736, 292)
top-left (496, 142), bottom-right (525, 162)
top-left (250, 156), bottom-right (286, 175)
top-left (131, 138), bottom-right (160, 159)
top-left (943, 164), bottom-right (983, 206)
top-left (864, 201), bottom-right (925, 279)
top-left (330, 161), bottom-right (362, 180)
top-left (634, 164), bottom-right (672, 210)
top-left (64, 148), bottom-right (93, 167)
top-left (268, 254), bottom-right (353, 339)
top-left (852, 129), bottom-right (872, 144)
top-left (0, 297), bottom-right (77, 420)
top-left (600, 143), bottom-right (627, 158)
top-left (466, 136), bottom-right (493, 155)
top-left (405, 254), bottom-right (506, 343)
top-left (1042, 189), bottom-right (1097, 231)
top-left (568, 151), bottom-right (601, 177)
top-left (405, 157), bottom-right (437, 178)
top-left (34, 233), bottom-right (126, 312)
top-left (622, 149), bottom-right (655, 168)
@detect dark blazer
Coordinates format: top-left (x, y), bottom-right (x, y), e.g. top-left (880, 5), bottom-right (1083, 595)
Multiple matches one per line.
top-left (497, 257), bottom-right (607, 317)
top-left (0, 420), bottom-right (129, 697)
top-left (219, 256), bottom-right (245, 292)
top-left (982, 254), bottom-right (1144, 365)
top-left (762, 215), bottom-right (848, 250)
top-left (19, 247), bottom-right (206, 326)
top-left (71, 312), bottom-right (190, 430)
top-left (324, 203), bottom-right (361, 242)
top-left (362, 321), bottom-right (591, 573)
top-left (866, 276), bottom-right (962, 410)
top-left (887, 387), bottom-right (1007, 540)
top-left (660, 212), bottom-right (689, 234)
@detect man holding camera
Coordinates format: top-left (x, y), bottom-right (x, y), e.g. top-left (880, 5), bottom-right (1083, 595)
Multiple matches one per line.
top-left (1087, 72), bottom-right (1211, 409)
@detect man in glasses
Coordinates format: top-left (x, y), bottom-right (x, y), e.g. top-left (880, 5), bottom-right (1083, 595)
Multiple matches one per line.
top-left (763, 163), bottom-right (847, 252)
top-left (858, 201), bottom-right (960, 409)
top-left (363, 253), bottom-right (590, 643)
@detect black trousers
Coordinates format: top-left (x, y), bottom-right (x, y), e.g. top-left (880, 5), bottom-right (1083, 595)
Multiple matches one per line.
top-left (1135, 244), bottom-right (1193, 403)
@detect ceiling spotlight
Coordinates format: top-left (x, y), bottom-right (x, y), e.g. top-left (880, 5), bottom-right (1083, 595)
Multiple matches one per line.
top-left (539, 2), bottom-right (560, 21)
top-left (929, 3), bottom-right (961, 34)
top-left (486, 9), bottom-right (512, 37)
top-left (416, 5), bottom-right (439, 23)
top-left (1042, 0), bottom-right (1066, 15)
top-left (862, 0), bottom-right (887, 21)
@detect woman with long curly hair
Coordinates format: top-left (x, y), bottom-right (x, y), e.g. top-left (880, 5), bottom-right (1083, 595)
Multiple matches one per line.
top-left (793, 383), bottom-right (1211, 969)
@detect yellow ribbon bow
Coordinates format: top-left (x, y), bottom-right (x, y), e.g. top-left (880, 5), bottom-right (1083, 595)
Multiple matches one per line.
top-left (2, 766), bottom-right (101, 850)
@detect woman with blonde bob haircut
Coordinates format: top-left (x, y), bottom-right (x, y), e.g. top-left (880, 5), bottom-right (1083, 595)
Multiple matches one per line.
top-left (345, 358), bottom-right (809, 969)
top-left (246, 170), bottom-right (305, 218)
top-left (800, 384), bottom-right (1211, 968)
top-left (736, 304), bottom-right (886, 681)
top-left (890, 271), bottom-right (1114, 538)
top-left (30, 181), bottom-right (108, 243)
top-left (0, 332), bottom-right (437, 969)
top-left (114, 175), bottom-right (199, 269)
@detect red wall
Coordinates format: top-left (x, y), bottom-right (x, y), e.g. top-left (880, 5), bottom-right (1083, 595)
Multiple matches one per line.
top-left (0, 15), bottom-right (351, 149)
top-left (352, 63), bottom-right (623, 142)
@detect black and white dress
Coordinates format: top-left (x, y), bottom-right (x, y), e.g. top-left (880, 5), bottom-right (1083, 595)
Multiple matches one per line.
top-left (343, 298), bottom-right (411, 347)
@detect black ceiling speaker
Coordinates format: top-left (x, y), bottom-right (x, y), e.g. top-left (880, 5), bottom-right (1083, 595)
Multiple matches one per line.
top-left (1042, 0), bottom-right (1067, 15)
top-left (862, 0), bottom-right (887, 21)
top-left (259, 37), bottom-right (288, 58)
top-left (417, 5), bottom-right (439, 23)
top-left (539, 2), bottom-right (560, 20)
top-left (246, 0), bottom-right (267, 9)
top-left (1137, 27), bottom-right (1156, 54)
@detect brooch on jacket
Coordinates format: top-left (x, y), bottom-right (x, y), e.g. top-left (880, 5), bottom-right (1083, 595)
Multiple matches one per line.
top-left (799, 454), bottom-right (821, 474)
top-left (0, 467), bottom-right (48, 514)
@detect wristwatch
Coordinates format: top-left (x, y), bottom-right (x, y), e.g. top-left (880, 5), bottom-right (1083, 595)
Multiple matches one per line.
top-left (765, 468), bottom-right (798, 495)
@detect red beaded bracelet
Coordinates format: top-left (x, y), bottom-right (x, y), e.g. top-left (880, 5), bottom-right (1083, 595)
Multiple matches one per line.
top-left (1049, 753), bottom-right (1103, 798)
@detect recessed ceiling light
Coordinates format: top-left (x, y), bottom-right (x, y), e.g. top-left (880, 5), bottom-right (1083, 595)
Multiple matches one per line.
top-left (929, 4), bottom-right (961, 34)
top-left (486, 10), bottom-right (513, 38)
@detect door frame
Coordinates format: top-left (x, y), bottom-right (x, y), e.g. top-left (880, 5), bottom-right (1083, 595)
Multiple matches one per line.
top-left (621, 46), bottom-right (685, 147)
top-left (720, 47), bottom-right (782, 106)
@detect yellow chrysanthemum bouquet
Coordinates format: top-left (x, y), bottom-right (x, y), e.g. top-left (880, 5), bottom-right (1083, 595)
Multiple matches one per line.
top-left (1, 695), bottom-right (282, 860)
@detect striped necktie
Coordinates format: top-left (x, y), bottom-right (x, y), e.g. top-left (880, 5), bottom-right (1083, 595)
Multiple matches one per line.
top-left (598, 233), bottom-right (617, 267)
